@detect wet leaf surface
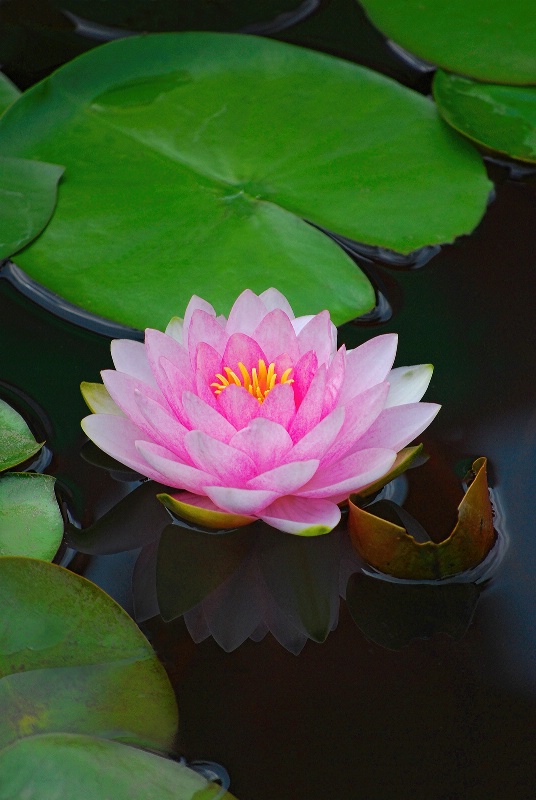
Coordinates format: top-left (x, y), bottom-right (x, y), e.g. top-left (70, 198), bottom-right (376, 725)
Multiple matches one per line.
top-left (0, 473), bottom-right (62, 560)
top-left (0, 398), bottom-right (43, 471)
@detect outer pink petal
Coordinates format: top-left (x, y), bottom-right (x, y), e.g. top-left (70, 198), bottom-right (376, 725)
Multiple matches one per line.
top-left (353, 402), bottom-right (441, 452)
top-left (181, 391), bottom-right (237, 443)
top-left (291, 315), bottom-right (314, 335)
top-left (134, 391), bottom-right (192, 463)
top-left (297, 447), bottom-right (396, 499)
top-left (247, 459), bottom-right (319, 493)
top-left (217, 384), bottom-right (260, 430)
top-left (288, 365), bottom-right (326, 442)
top-left (183, 295), bottom-right (216, 342)
top-left (259, 288), bottom-right (295, 319)
top-left (136, 440), bottom-right (218, 492)
top-left (81, 414), bottom-right (171, 483)
top-left (145, 328), bottom-right (193, 395)
top-left (257, 382), bottom-right (296, 429)
top-left (252, 308), bottom-right (300, 364)
top-left (205, 485), bottom-right (279, 516)
top-left (222, 332), bottom-right (267, 375)
top-left (184, 430), bottom-right (257, 486)
top-left (337, 334), bottom-right (398, 406)
top-left (284, 406), bottom-right (344, 463)
top-left (187, 309), bottom-right (228, 364)
top-left (323, 346), bottom-right (346, 416)
top-left (322, 382), bottom-right (390, 466)
top-left (157, 357), bottom-right (190, 423)
top-left (296, 310), bottom-right (337, 365)
top-left (291, 350), bottom-right (318, 408)
top-left (225, 289), bottom-right (268, 336)
top-left (260, 496), bottom-right (341, 535)
top-left (101, 370), bottom-right (165, 430)
top-left (230, 418), bottom-right (293, 473)
top-left (196, 341), bottom-right (223, 384)
top-left (110, 339), bottom-right (157, 388)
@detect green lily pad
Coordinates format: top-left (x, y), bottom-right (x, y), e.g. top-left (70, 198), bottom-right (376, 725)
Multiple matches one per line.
top-left (0, 398), bottom-right (43, 471)
top-left (0, 733), bottom-right (237, 800)
top-left (0, 72), bottom-right (20, 116)
top-left (348, 457), bottom-right (495, 580)
top-left (0, 557), bottom-right (178, 752)
top-left (434, 71), bottom-right (536, 164)
top-left (156, 524), bottom-right (254, 621)
top-left (0, 156), bottom-right (63, 261)
top-left (158, 491), bottom-right (255, 530)
top-left (358, 0), bottom-right (536, 85)
top-left (0, 33), bottom-right (490, 329)
top-left (0, 473), bottom-right (63, 560)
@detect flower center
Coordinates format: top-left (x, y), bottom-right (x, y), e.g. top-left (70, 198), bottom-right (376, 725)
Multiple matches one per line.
top-left (211, 360), bottom-right (293, 403)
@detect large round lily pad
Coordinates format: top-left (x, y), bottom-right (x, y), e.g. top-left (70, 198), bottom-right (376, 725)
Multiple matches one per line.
top-left (0, 33), bottom-right (490, 329)
top-left (0, 557), bottom-right (178, 752)
top-left (434, 70), bottom-right (536, 164)
top-left (358, 0), bottom-right (536, 85)
top-left (0, 733), bottom-right (237, 800)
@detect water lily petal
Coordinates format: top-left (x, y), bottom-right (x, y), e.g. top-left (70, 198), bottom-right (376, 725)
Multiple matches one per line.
top-left (217, 384), bottom-right (260, 430)
top-left (145, 328), bottom-right (192, 394)
top-left (291, 315), bottom-right (314, 335)
top-left (181, 391), bottom-right (237, 442)
top-left (297, 310), bottom-right (337, 365)
top-left (323, 345), bottom-right (346, 416)
top-left (185, 430), bottom-right (257, 486)
top-left (157, 490), bottom-right (255, 528)
top-left (289, 365), bottom-right (326, 442)
top-left (164, 316), bottom-right (184, 343)
top-left (291, 350), bottom-right (318, 407)
top-left (205, 485), bottom-right (279, 515)
top-left (322, 382), bottom-right (389, 466)
top-left (230, 418), bottom-right (293, 473)
top-left (386, 364), bottom-right (434, 408)
top-left (80, 382), bottom-right (124, 416)
top-left (226, 289), bottom-right (268, 335)
top-left (284, 406), bottom-right (344, 463)
top-left (134, 390), bottom-right (191, 462)
top-left (247, 459), bottom-right (319, 493)
top-left (253, 308), bottom-right (300, 364)
top-left (157, 357), bottom-right (190, 423)
top-left (354, 402), bottom-right (441, 452)
top-left (101, 369), bottom-right (165, 429)
top-left (110, 339), bottom-right (157, 387)
top-left (136, 440), bottom-right (218, 492)
top-left (259, 288), bottom-right (295, 318)
top-left (338, 334), bottom-right (398, 405)
top-left (257, 382), bottom-right (296, 428)
top-left (187, 309), bottom-right (227, 363)
top-left (222, 332), bottom-right (267, 376)
top-left (183, 294), bottom-right (216, 341)
top-left (260, 496), bottom-right (341, 535)
top-left (298, 447), bottom-right (396, 498)
top-left (82, 414), bottom-right (170, 482)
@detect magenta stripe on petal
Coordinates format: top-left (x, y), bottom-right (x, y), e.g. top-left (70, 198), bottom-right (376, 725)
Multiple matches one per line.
top-left (136, 440), bottom-right (218, 492)
top-left (205, 485), bottom-right (279, 516)
top-left (182, 391), bottom-right (237, 443)
top-left (183, 295), bottom-right (216, 341)
top-left (101, 370), bottom-right (166, 430)
top-left (257, 382), bottom-right (296, 429)
top-left (291, 350), bottom-right (318, 408)
top-left (145, 328), bottom-right (192, 395)
top-left (260, 496), bottom-right (341, 535)
top-left (217, 384), bottom-right (259, 430)
top-left (187, 309), bottom-right (228, 364)
top-left (81, 415), bottom-right (170, 483)
top-left (284, 406), bottom-right (344, 463)
top-left (253, 308), bottom-right (300, 364)
top-left (322, 382), bottom-right (389, 466)
top-left (289, 365), bottom-right (326, 442)
top-left (296, 310), bottom-right (336, 365)
top-left (222, 332), bottom-right (267, 377)
top-left (134, 391), bottom-right (191, 463)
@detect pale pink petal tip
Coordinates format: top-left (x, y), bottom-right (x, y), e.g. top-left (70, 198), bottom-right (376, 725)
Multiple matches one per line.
top-left (260, 496), bottom-right (341, 535)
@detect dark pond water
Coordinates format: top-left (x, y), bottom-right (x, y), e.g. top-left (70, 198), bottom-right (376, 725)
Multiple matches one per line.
top-left (1, 2), bottom-right (536, 798)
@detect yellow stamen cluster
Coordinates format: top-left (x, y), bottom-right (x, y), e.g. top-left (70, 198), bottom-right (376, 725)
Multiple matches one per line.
top-left (211, 359), bottom-right (293, 403)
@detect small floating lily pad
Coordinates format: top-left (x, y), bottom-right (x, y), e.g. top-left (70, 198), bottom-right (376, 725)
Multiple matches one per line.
top-left (434, 71), bottom-right (536, 164)
top-left (0, 557), bottom-right (178, 752)
top-left (0, 33), bottom-right (490, 329)
top-left (348, 457), bottom-right (495, 579)
top-left (0, 473), bottom-right (63, 560)
top-left (0, 733), bottom-right (237, 800)
top-left (358, 0), bottom-right (536, 85)
top-left (0, 398), bottom-right (43, 471)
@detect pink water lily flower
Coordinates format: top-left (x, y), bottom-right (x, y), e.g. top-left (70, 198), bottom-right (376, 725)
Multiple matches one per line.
top-left (81, 289), bottom-right (440, 535)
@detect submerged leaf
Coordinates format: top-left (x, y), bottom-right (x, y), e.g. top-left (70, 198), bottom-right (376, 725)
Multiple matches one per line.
top-left (348, 457), bottom-right (495, 579)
